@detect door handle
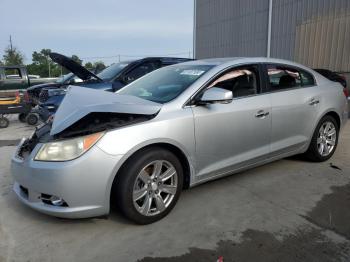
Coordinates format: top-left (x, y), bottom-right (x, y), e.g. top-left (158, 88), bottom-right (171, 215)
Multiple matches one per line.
top-left (309, 98), bottom-right (320, 106)
top-left (255, 110), bottom-right (269, 119)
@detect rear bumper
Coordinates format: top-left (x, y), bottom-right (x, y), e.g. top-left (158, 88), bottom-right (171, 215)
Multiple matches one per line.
top-left (11, 144), bottom-right (123, 219)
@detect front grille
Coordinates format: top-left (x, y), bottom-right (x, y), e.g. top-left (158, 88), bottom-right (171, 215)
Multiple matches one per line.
top-left (39, 89), bottom-right (49, 103)
top-left (18, 136), bottom-right (39, 158)
top-left (18, 122), bottom-right (52, 159)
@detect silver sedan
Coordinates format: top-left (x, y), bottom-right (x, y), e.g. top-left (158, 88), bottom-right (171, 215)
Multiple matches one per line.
top-left (12, 58), bottom-right (349, 224)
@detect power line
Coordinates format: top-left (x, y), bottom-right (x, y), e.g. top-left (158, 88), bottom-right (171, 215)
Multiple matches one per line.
top-left (81, 51), bottom-right (193, 60)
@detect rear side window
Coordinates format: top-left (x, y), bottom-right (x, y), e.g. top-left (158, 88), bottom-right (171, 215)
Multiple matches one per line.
top-left (4, 68), bottom-right (22, 79)
top-left (300, 70), bottom-right (315, 86)
top-left (267, 65), bottom-right (301, 91)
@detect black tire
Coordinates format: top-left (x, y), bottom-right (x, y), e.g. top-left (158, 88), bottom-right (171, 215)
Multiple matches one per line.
top-left (114, 147), bottom-right (183, 224)
top-left (304, 115), bottom-right (339, 162)
top-left (18, 113), bottom-right (28, 123)
top-left (0, 117), bottom-right (9, 128)
top-left (26, 113), bottom-right (39, 126)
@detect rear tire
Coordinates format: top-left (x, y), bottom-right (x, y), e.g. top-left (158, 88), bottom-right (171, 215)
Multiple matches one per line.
top-left (114, 147), bottom-right (183, 224)
top-left (304, 115), bottom-right (339, 162)
top-left (0, 117), bottom-right (9, 128)
top-left (26, 113), bottom-right (39, 126)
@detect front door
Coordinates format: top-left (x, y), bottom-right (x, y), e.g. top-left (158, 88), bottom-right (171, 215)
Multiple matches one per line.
top-left (192, 64), bottom-right (271, 180)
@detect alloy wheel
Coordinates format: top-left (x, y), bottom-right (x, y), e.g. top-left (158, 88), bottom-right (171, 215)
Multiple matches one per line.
top-left (133, 160), bottom-right (178, 216)
top-left (317, 121), bottom-right (337, 157)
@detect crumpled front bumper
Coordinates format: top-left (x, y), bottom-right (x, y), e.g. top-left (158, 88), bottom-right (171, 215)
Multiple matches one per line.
top-left (11, 142), bottom-right (123, 219)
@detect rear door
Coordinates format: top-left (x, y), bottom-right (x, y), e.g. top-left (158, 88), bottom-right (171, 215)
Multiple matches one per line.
top-left (264, 64), bottom-right (319, 156)
top-left (192, 64), bottom-right (271, 180)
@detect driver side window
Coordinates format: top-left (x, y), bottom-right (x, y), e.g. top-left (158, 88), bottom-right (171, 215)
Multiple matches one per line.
top-left (208, 65), bottom-right (259, 98)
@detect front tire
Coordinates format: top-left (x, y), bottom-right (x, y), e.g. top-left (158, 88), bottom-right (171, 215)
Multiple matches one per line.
top-left (304, 115), bottom-right (339, 162)
top-left (114, 147), bottom-right (183, 224)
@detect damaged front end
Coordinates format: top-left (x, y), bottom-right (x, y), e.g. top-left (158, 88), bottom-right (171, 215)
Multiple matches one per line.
top-left (18, 112), bottom-right (158, 159)
top-left (56, 112), bottom-right (156, 139)
top-left (17, 86), bottom-right (162, 159)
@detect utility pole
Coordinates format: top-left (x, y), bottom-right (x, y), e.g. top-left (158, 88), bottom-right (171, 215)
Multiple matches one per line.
top-left (9, 35), bottom-right (13, 53)
top-left (47, 56), bottom-right (51, 78)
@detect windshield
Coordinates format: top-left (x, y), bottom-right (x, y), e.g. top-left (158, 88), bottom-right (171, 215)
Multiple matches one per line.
top-left (118, 64), bottom-right (213, 103)
top-left (56, 73), bottom-right (74, 84)
top-left (97, 62), bottom-right (130, 81)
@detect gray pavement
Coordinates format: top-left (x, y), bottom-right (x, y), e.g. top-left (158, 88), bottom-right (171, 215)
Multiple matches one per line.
top-left (0, 115), bottom-right (350, 262)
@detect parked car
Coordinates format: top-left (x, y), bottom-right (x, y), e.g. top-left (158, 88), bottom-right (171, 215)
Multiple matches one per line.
top-left (32, 53), bottom-right (192, 114)
top-left (11, 58), bottom-right (348, 224)
top-left (314, 68), bottom-right (348, 97)
top-left (0, 65), bottom-right (57, 98)
top-left (27, 73), bottom-right (82, 105)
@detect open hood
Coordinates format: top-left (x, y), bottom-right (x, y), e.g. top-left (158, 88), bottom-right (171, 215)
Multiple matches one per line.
top-left (50, 86), bottom-right (162, 136)
top-left (49, 52), bottom-right (103, 82)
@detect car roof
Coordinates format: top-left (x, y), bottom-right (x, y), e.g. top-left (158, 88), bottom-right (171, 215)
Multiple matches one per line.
top-left (140, 57), bottom-right (193, 63)
top-left (180, 57), bottom-right (313, 69)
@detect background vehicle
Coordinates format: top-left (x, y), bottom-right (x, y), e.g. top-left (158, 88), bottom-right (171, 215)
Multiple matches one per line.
top-left (27, 73), bottom-right (82, 105)
top-left (314, 68), bottom-right (348, 97)
top-left (12, 58), bottom-right (348, 224)
top-left (0, 66), bottom-right (57, 98)
top-left (32, 53), bottom-right (192, 118)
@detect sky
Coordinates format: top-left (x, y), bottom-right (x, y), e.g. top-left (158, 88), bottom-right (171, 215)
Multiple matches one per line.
top-left (0, 0), bottom-right (194, 65)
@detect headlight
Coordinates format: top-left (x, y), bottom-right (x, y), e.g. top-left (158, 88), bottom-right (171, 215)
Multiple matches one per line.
top-left (35, 132), bottom-right (104, 161)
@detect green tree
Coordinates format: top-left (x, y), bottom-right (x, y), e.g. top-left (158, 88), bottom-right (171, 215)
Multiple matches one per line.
top-left (84, 61), bottom-right (106, 73)
top-left (93, 61), bottom-right (106, 73)
top-left (27, 49), bottom-right (55, 77)
top-left (2, 45), bottom-right (24, 65)
top-left (84, 62), bottom-right (93, 71)
top-left (71, 55), bottom-right (82, 65)
top-left (27, 50), bottom-right (83, 77)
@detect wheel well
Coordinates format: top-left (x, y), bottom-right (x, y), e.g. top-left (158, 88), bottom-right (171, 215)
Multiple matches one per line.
top-left (113, 143), bottom-right (191, 192)
top-left (324, 111), bottom-right (341, 128)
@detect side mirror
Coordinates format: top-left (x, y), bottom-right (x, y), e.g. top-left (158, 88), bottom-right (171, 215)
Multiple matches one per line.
top-left (199, 87), bottom-right (233, 104)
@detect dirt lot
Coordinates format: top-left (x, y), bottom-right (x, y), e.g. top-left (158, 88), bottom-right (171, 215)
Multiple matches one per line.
top-left (0, 115), bottom-right (350, 262)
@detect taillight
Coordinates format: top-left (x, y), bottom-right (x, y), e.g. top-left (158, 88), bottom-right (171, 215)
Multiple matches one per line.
top-left (344, 88), bottom-right (349, 98)
top-left (23, 91), bottom-right (30, 102)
